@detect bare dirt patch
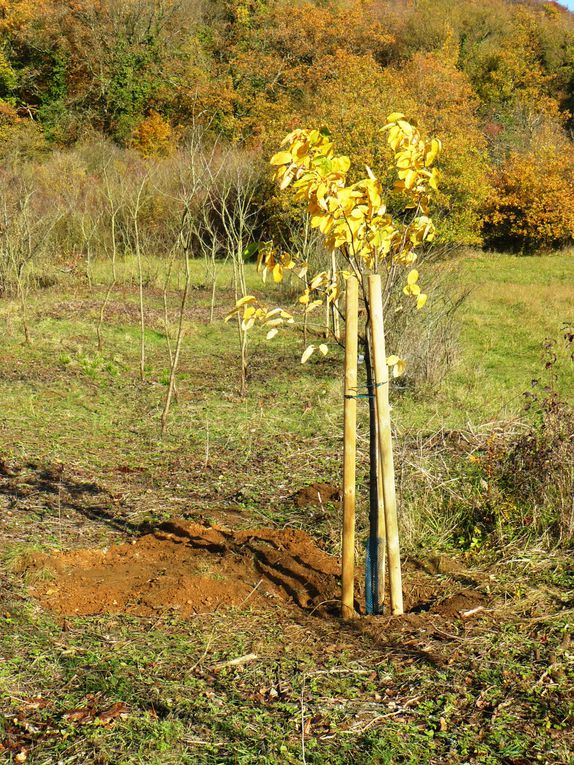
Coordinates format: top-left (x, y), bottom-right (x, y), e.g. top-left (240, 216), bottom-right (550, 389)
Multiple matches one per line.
top-left (41, 292), bottom-right (228, 330)
top-left (27, 520), bottom-right (343, 617)
top-left (25, 519), bottom-right (488, 621)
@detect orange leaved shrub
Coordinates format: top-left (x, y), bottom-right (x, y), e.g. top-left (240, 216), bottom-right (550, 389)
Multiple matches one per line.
top-left (131, 111), bottom-right (175, 158)
top-left (484, 145), bottom-right (574, 252)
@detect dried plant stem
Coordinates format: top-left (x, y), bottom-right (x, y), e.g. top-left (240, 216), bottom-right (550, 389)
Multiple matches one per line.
top-left (161, 210), bottom-right (194, 435)
top-left (160, 270), bottom-right (190, 435)
top-left (132, 177), bottom-right (148, 383)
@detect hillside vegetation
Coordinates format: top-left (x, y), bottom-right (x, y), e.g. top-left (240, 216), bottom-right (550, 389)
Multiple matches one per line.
top-left (1, 0), bottom-right (574, 250)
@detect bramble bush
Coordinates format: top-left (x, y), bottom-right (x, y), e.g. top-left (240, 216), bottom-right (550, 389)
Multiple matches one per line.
top-left (426, 326), bottom-right (574, 549)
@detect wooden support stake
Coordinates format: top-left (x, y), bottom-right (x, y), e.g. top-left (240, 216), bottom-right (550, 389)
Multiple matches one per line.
top-left (367, 274), bottom-right (404, 615)
top-left (341, 275), bottom-right (359, 619)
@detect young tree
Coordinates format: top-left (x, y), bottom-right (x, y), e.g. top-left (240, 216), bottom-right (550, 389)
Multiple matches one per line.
top-left (0, 178), bottom-right (59, 343)
top-left (96, 156), bottom-right (130, 350)
top-left (214, 153), bottom-right (262, 396)
top-left (159, 131), bottom-right (223, 433)
top-left (227, 114), bottom-right (441, 615)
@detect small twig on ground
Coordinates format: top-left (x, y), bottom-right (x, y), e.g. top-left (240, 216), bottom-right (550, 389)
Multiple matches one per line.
top-left (307, 668), bottom-right (371, 677)
top-left (212, 652), bottom-right (257, 671)
top-left (461, 606), bottom-right (487, 619)
top-left (240, 579), bottom-right (263, 607)
top-left (524, 609), bottom-right (574, 624)
top-left (308, 599), bottom-right (339, 616)
top-left (339, 694), bottom-right (423, 735)
top-left (344, 710), bottom-right (404, 734)
top-left (189, 634), bottom-right (214, 674)
top-left (183, 737), bottom-right (225, 747)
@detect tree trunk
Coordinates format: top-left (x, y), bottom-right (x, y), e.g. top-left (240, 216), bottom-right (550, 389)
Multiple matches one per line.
top-left (364, 338), bottom-right (380, 614)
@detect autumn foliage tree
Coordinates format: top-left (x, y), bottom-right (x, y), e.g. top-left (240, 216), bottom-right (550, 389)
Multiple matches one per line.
top-left (225, 114), bottom-right (442, 614)
top-left (484, 143), bottom-right (574, 252)
top-left (131, 111), bottom-right (175, 158)
top-left (394, 48), bottom-right (491, 245)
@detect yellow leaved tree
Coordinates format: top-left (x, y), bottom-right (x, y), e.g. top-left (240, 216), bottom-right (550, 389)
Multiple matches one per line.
top-left (227, 114), bottom-right (441, 616)
top-left (227, 114), bottom-right (439, 352)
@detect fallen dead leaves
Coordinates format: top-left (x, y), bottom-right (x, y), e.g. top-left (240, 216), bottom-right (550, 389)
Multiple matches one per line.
top-left (0, 695), bottom-right (129, 761)
top-left (61, 699), bottom-right (129, 725)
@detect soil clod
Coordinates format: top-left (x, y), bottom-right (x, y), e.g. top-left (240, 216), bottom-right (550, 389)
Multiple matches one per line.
top-left (292, 483), bottom-right (341, 508)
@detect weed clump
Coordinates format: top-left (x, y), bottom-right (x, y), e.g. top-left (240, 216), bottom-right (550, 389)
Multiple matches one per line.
top-left (493, 327), bottom-right (574, 543)
top-left (399, 325), bottom-right (574, 551)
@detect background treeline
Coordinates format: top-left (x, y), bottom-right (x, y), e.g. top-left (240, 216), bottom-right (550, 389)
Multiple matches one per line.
top-left (1, 0), bottom-right (574, 253)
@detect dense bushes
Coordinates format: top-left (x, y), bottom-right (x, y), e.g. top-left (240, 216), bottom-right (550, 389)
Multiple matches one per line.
top-left (0, 134), bottom-right (272, 293)
top-left (400, 400), bottom-right (574, 553)
top-left (499, 386), bottom-right (574, 541)
top-left (494, 327), bottom-right (574, 541)
top-left (399, 326), bottom-right (574, 550)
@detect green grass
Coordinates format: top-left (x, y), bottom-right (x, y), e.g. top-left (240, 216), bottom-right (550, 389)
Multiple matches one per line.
top-left (6, 250), bottom-right (574, 450)
top-left (0, 250), bottom-right (572, 538)
top-left (395, 251), bottom-right (574, 430)
top-left (459, 252), bottom-right (573, 402)
top-left (0, 250), bottom-right (573, 763)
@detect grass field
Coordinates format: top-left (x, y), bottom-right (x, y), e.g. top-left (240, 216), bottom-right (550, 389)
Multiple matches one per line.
top-left (396, 251), bottom-right (574, 430)
top-left (0, 251), bottom-right (573, 764)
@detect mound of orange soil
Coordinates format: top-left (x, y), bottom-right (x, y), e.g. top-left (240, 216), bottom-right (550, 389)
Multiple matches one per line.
top-left (26, 520), bottom-right (488, 620)
top-left (27, 521), bottom-right (346, 617)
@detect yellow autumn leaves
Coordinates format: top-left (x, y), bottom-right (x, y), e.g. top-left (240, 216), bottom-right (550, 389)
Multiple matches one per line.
top-left (228, 113), bottom-right (441, 365)
top-left (269, 115), bottom-right (439, 282)
top-left (301, 343), bottom-right (329, 364)
top-left (224, 294), bottom-right (295, 335)
top-left (403, 269), bottom-right (428, 310)
top-left (384, 113), bottom-right (441, 202)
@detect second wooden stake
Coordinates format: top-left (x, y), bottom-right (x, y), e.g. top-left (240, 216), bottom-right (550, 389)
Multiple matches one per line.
top-left (368, 274), bottom-right (404, 616)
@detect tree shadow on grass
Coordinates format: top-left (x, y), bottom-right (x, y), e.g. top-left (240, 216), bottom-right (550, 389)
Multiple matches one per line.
top-left (0, 459), bottom-right (153, 536)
